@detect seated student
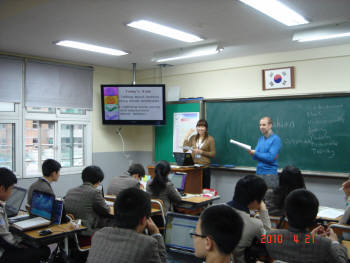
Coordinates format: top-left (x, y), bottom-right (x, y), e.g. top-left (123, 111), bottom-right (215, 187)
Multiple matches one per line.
top-left (64, 165), bottom-right (112, 239)
top-left (146, 160), bottom-right (182, 212)
top-left (107, 163), bottom-right (145, 196)
top-left (192, 204), bottom-right (243, 263)
top-left (265, 165), bottom-right (305, 216)
top-left (226, 175), bottom-right (271, 263)
top-left (27, 158), bottom-right (61, 206)
top-left (265, 189), bottom-right (348, 262)
top-left (339, 176), bottom-right (350, 225)
top-left (87, 188), bottom-right (166, 263)
top-left (0, 167), bottom-right (50, 263)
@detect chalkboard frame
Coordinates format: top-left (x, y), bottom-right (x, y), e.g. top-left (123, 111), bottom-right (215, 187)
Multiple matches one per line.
top-left (204, 92), bottom-right (350, 178)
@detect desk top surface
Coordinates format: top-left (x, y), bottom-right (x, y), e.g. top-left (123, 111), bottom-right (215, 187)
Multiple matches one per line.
top-left (23, 222), bottom-right (86, 240)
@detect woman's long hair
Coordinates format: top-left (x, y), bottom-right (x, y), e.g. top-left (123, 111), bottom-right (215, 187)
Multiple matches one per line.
top-left (195, 119), bottom-right (209, 142)
top-left (274, 165), bottom-right (305, 209)
top-left (148, 160), bottom-right (170, 196)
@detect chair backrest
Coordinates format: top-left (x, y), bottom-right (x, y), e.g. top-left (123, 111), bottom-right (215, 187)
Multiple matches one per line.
top-left (255, 214), bottom-right (288, 229)
top-left (329, 223), bottom-right (350, 241)
top-left (151, 199), bottom-right (166, 228)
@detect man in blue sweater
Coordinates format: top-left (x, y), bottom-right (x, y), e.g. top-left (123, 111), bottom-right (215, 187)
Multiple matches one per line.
top-left (248, 116), bottom-right (282, 188)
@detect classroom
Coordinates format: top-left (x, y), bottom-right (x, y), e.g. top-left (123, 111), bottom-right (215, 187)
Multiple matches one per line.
top-left (1, 1), bottom-right (350, 262)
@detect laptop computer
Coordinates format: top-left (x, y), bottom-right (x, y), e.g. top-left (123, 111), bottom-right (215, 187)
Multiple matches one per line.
top-left (52, 198), bottom-right (64, 225)
top-left (173, 152), bottom-right (194, 166)
top-left (12, 190), bottom-right (55, 231)
top-left (5, 186), bottom-right (27, 218)
top-left (168, 173), bottom-right (187, 194)
top-left (165, 212), bottom-right (198, 253)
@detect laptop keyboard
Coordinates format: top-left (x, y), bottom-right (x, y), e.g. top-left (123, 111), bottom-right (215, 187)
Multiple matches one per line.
top-left (13, 217), bottom-right (50, 229)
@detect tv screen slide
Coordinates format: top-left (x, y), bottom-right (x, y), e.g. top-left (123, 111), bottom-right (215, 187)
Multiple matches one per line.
top-left (101, 84), bottom-right (166, 125)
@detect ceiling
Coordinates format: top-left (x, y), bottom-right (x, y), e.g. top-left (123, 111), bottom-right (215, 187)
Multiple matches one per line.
top-left (1, 0), bottom-right (350, 70)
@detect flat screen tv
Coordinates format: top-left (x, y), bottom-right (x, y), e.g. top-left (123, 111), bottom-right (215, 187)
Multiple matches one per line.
top-left (101, 84), bottom-right (166, 125)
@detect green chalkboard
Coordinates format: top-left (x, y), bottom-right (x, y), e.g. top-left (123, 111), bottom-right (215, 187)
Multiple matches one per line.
top-left (206, 96), bottom-right (350, 173)
top-left (155, 102), bottom-right (201, 162)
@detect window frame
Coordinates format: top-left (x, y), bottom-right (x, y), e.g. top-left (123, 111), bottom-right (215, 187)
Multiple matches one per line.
top-left (23, 108), bottom-right (92, 178)
top-left (0, 103), bottom-right (22, 177)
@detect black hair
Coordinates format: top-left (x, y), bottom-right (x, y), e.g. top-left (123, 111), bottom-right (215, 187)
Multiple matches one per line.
top-left (148, 160), bottom-right (170, 196)
top-left (274, 165), bottom-right (305, 210)
top-left (0, 167), bottom-right (17, 190)
top-left (195, 119), bottom-right (209, 142)
top-left (200, 205), bottom-right (243, 254)
top-left (42, 159), bottom-right (61, 177)
top-left (285, 189), bottom-right (319, 230)
top-left (233, 175), bottom-right (267, 207)
top-left (82, 165), bottom-right (104, 184)
top-left (114, 188), bottom-right (151, 229)
top-left (127, 163), bottom-right (145, 179)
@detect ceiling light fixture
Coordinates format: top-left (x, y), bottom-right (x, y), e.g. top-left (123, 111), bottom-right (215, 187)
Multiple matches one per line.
top-left (293, 22), bottom-right (350, 42)
top-left (153, 43), bottom-right (222, 63)
top-left (238, 0), bottom-right (309, 26)
top-left (127, 20), bottom-right (203, 43)
top-left (54, 40), bottom-right (128, 56)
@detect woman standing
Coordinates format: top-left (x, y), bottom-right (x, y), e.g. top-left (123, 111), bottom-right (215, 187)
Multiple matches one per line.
top-left (183, 119), bottom-right (216, 189)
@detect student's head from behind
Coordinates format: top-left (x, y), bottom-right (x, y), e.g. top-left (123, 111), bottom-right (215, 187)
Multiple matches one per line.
top-left (276, 165), bottom-right (305, 208)
top-left (0, 167), bottom-right (17, 201)
top-left (233, 175), bottom-right (267, 210)
top-left (127, 163), bottom-right (145, 181)
top-left (42, 159), bottom-right (61, 182)
top-left (149, 160), bottom-right (170, 195)
top-left (193, 205), bottom-right (243, 259)
top-left (82, 165), bottom-right (104, 186)
top-left (114, 188), bottom-right (151, 231)
top-left (285, 189), bottom-right (319, 230)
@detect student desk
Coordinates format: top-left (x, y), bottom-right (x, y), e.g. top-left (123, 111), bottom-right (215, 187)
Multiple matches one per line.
top-left (147, 165), bottom-right (203, 194)
top-left (105, 196), bottom-right (161, 215)
top-left (341, 240), bottom-right (350, 259)
top-left (12, 222), bottom-right (86, 256)
top-left (175, 194), bottom-right (220, 215)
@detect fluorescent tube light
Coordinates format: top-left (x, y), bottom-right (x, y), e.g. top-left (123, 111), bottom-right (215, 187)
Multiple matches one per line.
top-left (127, 20), bottom-right (203, 43)
top-left (153, 43), bottom-right (222, 62)
top-left (293, 22), bottom-right (350, 42)
top-left (238, 0), bottom-right (309, 26)
top-left (55, 40), bottom-right (128, 56)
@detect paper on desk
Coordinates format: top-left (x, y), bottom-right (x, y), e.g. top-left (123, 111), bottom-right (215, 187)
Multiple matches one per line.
top-left (230, 139), bottom-right (252, 151)
top-left (317, 206), bottom-right (344, 219)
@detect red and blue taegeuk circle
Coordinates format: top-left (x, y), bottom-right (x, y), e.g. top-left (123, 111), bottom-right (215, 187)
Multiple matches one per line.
top-left (274, 74), bottom-right (282, 83)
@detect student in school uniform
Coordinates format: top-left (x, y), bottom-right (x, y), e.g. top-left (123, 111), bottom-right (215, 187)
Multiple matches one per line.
top-left (64, 166), bottom-right (113, 240)
top-left (107, 163), bottom-right (146, 196)
top-left (265, 165), bottom-right (305, 216)
top-left (226, 175), bottom-right (271, 263)
top-left (87, 188), bottom-right (166, 263)
top-left (192, 204), bottom-right (243, 263)
top-left (265, 189), bottom-right (348, 262)
top-left (0, 167), bottom-right (50, 263)
top-left (146, 160), bottom-right (182, 213)
top-left (27, 158), bottom-right (61, 207)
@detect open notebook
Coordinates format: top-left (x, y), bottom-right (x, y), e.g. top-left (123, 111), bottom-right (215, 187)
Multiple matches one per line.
top-left (12, 190), bottom-right (55, 231)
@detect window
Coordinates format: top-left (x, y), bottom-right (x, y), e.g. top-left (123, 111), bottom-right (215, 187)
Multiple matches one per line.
top-left (0, 123), bottom-right (15, 170)
top-left (24, 107), bottom-right (91, 177)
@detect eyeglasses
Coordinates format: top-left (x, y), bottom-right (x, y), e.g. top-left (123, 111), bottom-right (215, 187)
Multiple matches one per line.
top-left (189, 232), bottom-right (207, 239)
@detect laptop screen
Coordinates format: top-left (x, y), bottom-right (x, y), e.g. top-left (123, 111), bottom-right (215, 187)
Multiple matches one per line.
top-left (165, 212), bottom-right (198, 252)
top-left (30, 191), bottom-right (55, 220)
top-left (5, 186), bottom-right (27, 216)
top-left (168, 173), bottom-right (186, 192)
top-left (173, 152), bottom-right (194, 166)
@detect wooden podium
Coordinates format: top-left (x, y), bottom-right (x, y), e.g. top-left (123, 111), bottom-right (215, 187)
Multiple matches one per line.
top-left (147, 165), bottom-right (203, 194)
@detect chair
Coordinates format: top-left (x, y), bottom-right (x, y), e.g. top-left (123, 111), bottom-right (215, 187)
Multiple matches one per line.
top-left (254, 214), bottom-right (288, 229)
top-left (329, 223), bottom-right (350, 241)
top-left (151, 199), bottom-right (166, 231)
top-left (66, 213), bottom-right (91, 252)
